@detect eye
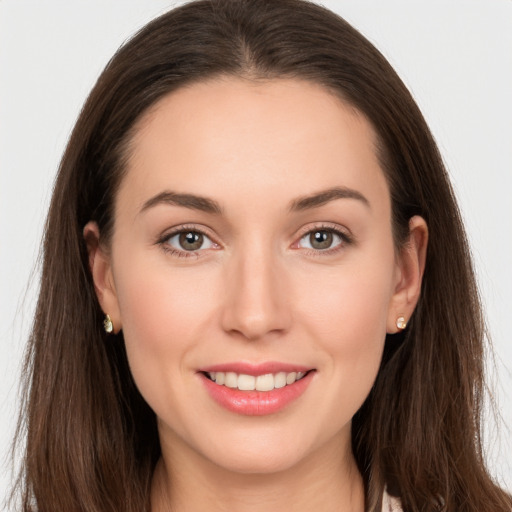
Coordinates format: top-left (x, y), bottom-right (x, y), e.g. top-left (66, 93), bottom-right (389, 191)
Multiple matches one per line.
top-left (298, 229), bottom-right (345, 251)
top-left (165, 230), bottom-right (215, 252)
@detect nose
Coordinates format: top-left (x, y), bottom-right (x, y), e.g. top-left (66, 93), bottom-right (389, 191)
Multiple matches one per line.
top-left (220, 246), bottom-right (291, 341)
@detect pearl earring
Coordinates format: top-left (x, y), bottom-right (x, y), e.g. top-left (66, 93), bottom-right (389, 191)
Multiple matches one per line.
top-left (396, 316), bottom-right (407, 330)
top-left (103, 314), bottom-right (114, 334)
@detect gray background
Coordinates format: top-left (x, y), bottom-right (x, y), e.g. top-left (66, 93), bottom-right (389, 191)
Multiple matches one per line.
top-left (1, 0), bottom-right (511, 506)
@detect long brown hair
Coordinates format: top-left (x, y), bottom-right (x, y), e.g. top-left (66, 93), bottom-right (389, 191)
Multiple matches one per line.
top-left (12, 1), bottom-right (511, 511)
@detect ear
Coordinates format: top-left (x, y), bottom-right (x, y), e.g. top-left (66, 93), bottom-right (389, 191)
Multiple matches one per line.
top-left (387, 215), bottom-right (428, 333)
top-left (83, 221), bottom-right (122, 333)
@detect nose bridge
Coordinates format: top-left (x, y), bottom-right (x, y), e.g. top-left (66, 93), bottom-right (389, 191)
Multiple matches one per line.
top-left (221, 237), bottom-right (289, 340)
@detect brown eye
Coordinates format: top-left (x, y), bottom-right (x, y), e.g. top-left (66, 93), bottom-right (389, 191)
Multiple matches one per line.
top-left (298, 229), bottom-right (345, 251)
top-left (309, 231), bottom-right (333, 250)
top-left (165, 230), bottom-right (215, 252)
top-left (179, 231), bottom-right (204, 251)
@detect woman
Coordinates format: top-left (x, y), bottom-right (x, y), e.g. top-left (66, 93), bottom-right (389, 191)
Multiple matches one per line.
top-left (10, 0), bottom-right (511, 511)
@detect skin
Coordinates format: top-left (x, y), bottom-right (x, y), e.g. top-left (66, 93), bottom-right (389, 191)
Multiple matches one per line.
top-left (85, 77), bottom-right (427, 512)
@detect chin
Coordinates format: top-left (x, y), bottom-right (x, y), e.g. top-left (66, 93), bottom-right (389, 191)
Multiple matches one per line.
top-left (207, 446), bottom-right (309, 476)
top-left (195, 424), bottom-right (338, 477)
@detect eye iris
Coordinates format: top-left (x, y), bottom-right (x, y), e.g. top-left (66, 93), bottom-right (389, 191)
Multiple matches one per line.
top-left (310, 230), bottom-right (333, 250)
top-left (179, 231), bottom-right (203, 250)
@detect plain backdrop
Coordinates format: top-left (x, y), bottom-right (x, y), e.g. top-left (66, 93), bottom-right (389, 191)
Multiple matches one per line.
top-left (1, 0), bottom-right (511, 506)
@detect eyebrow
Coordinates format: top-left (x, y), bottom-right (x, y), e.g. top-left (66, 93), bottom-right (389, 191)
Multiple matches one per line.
top-left (289, 186), bottom-right (370, 211)
top-left (139, 185), bottom-right (369, 216)
top-left (139, 191), bottom-right (222, 215)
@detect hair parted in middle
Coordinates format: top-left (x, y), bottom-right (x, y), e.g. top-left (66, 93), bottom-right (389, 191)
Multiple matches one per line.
top-left (16, 1), bottom-right (508, 512)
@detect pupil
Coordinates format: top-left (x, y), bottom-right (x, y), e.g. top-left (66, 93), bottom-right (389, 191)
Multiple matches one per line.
top-left (179, 232), bottom-right (203, 250)
top-left (310, 230), bottom-right (333, 250)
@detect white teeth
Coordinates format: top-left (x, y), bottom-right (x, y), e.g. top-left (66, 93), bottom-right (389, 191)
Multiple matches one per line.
top-left (255, 373), bottom-right (274, 391)
top-left (274, 372), bottom-right (287, 389)
top-left (286, 372), bottom-right (297, 385)
top-left (207, 370), bottom-right (307, 391)
top-left (224, 372), bottom-right (238, 388)
top-left (237, 374), bottom-right (256, 390)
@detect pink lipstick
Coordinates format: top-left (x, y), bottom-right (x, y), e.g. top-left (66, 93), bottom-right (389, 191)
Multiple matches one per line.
top-left (198, 362), bottom-right (314, 416)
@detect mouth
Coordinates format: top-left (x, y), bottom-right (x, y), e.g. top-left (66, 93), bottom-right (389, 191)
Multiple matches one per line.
top-left (202, 370), bottom-right (309, 391)
top-left (198, 363), bottom-right (315, 416)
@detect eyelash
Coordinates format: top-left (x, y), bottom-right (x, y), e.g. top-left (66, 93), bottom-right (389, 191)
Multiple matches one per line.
top-left (295, 223), bottom-right (353, 257)
top-left (156, 223), bottom-right (353, 259)
top-left (157, 224), bottom-right (219, 259)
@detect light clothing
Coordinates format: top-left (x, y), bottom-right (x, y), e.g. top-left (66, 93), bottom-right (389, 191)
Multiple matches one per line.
top-left (382, 489), bottom-right (403, 511)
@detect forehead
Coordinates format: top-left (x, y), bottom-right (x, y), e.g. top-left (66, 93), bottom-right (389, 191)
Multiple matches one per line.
top-left (117, 77), bottom-right (389, 218)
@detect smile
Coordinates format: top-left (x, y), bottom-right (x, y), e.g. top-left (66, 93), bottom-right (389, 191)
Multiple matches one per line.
top-left (205, 371), bottom-right (307, 391)
top-left (199, 364), bottom-right (315, 415)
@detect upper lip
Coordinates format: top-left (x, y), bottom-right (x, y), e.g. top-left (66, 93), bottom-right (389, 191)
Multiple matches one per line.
top-left (198, 361), bottom-right (313, 376)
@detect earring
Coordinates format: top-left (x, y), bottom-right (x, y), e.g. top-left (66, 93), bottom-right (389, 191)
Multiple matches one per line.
top-left (103, 314), bottom-right (114, 334)
top-left (396, 316), bottom-right (407, 330)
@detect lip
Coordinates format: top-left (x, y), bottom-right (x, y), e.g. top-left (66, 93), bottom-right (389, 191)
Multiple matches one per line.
top-left (198, 362), bottom-right (315, 416)
top-left (199, 361), bottom-right (311, 376)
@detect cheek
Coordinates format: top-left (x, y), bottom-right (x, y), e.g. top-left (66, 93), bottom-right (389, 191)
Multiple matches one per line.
top-left (300, 264), bottom-right (393, 346)
top-left (295, 252), bottom-right (395, 394)
top-left (112, 255), bottom-right (218, 394)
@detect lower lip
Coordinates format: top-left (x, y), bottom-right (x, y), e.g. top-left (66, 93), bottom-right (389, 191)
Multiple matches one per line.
top-left (200, 372), bottom-right (314, 416)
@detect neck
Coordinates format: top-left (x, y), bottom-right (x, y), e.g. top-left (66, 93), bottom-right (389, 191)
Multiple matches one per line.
top-left (151, 431), bottom-right (365, 512)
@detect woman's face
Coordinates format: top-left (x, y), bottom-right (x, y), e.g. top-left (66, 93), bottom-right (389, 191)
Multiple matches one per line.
top-left (89, 77), bottom-right (423, 475)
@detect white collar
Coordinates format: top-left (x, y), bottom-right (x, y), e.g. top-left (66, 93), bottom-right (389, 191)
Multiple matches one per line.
top-left (382, 489), bottom-right (402, 511)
